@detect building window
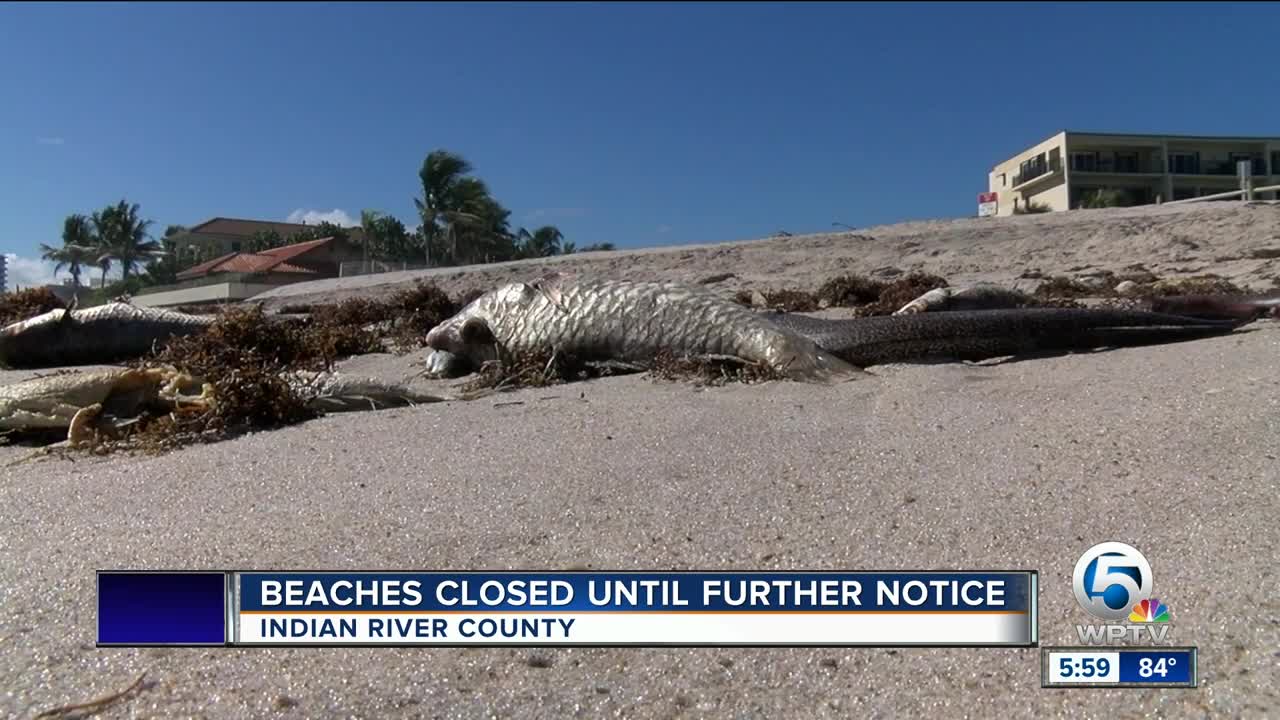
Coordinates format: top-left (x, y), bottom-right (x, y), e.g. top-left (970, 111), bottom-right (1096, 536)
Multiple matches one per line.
top-left (1000, 173), bottom-right (1007, 187)
top-left (1168, 152), bottom-right (1200, 175)
top-left (1070, 152), bottom-right (1098, 172)
top-left (1018, 153), bottom-right (1050, 183)
top-left (1114, 152), bottom-right (1139, 173)
top-left (231, 241), bottom-right (242, 252)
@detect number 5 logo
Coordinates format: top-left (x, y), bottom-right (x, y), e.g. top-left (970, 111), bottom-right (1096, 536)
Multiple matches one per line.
top-left (1073, 541), bottom-right (1153, 622)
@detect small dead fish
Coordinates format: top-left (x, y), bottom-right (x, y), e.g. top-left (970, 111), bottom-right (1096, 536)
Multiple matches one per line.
top-left (0, 366), bottom-right (450, 450)
top-left (0, 302), bottom-right (216, 369)
top-left (894, 284), bottom-right (1038, 314)
top-left (425, 275), bottom-right (864, 383)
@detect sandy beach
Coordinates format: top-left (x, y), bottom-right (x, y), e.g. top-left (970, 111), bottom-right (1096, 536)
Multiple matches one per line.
top-left (3, 202), bottom-right (1278, 718)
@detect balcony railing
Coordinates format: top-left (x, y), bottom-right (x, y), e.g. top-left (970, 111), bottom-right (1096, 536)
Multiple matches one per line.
top-left (1071, 160), bottom-right (1158, 174)
top-left (1190, 160), bottom-right (1268, 176)
top-left (1012, 157), bottom-right (1062, 187)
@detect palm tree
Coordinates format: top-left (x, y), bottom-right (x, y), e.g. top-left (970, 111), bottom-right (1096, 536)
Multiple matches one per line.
top-left (455, 192), bottom-right (517, 263)
top-left (89, 210), bottom-right (114, 287)
top-left (414, 150), bottom-right (488, 266)
top-left (94, 199), bottom-right (163, 284)
top-left (38, 214), bottom-right (98, 294)
top-left (515, 226), bottom-right (565, 258)
top-left (360, 209), bottom-right (383, 272)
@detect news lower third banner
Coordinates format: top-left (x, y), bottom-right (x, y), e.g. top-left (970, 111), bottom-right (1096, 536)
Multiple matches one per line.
top-left (97, 571), bottom-right (1038, 647)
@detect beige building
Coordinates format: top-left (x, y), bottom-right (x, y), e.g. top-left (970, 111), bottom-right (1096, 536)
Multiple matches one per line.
top-left (133, 235), bottom-right (363, 308)
top-left (987, 130), bottom-right (1280, 216)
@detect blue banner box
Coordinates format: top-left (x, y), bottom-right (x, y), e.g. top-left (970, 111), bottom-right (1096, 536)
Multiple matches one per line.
top-left (1041, 646), bottom-right (1198, 688)
top-left (97, 572), bottom-right (229, 646)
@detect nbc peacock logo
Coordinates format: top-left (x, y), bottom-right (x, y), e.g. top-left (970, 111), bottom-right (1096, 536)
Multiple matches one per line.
top-left (1073, 541), bottom-right (1175, 645)
top-left (1129, 598), bottom-right (1171, 623)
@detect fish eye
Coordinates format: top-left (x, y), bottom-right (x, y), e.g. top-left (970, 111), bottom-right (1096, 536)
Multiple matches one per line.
top-left (460, 318), bottom-right (494, 345)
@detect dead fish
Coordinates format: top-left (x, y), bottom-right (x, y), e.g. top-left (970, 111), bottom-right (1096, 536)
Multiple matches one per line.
top-left (0, 366), bottom-right (451, 451)
top-left (0, 301), bottom-right (217, 369)
top-left (425, 274), bottom-right (865, 383)
top-left (0, 367), bottom-right (213, 447)
top-left (426, 274), bottom-right (1251, 378)
top-left (894, 284), bottom-right (1039, 314)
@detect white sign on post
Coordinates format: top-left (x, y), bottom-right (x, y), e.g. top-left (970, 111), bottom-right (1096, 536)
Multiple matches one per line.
top-left (978, 192), bottom-right (999, 217)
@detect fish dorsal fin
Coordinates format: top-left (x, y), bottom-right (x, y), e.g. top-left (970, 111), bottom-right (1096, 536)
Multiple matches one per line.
top-left (58, 295), bottom-right (80, 325)
top-left (528, 271), bottom-right (574, 312)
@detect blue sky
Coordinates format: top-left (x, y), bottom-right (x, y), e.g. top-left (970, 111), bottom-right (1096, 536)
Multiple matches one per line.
top-left (2, 1), bottom-right (1276, 287)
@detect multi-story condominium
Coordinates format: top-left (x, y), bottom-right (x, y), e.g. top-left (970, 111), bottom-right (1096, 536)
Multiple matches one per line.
top-left (987, 130), bottom-right (1280, 216)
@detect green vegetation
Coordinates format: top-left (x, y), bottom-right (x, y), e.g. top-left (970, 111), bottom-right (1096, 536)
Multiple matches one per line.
top-left (1013, 199), bottom-right (1052, 215)
top-left (28, 148), bottom-right (613, 300)
top-left (1080, 188), bottom-right (1131, 209)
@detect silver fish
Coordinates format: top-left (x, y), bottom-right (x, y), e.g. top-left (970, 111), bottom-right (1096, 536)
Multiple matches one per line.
top-left (0, 302), bottom-right (216, 369)
top-left (894, 284), bottom-right (1038, 314)
top-left (426, 274), bottom-right (1251, 379)
top-left (425, 274), bottom-right (864, 383)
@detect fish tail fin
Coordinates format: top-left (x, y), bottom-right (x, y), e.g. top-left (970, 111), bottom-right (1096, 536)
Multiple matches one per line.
top-left (787, 348), bottom-right (870, 384)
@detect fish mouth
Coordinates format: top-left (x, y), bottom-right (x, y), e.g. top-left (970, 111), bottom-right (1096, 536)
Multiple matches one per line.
top-left (424, 324), bottom-right (460, 354)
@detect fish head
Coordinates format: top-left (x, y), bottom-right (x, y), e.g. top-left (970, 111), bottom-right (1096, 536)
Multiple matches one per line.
top-left (425, 281), bottom-right (545, 367)
top-left (0, 309), bottom-right (72, 368)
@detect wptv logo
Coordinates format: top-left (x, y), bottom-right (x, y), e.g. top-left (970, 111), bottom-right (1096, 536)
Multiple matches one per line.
top-left (1072, 541), bottom-right (1174, 645)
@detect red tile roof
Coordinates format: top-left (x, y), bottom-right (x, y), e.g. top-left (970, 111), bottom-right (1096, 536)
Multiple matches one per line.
top-left (186, 217), bottom-right (316, 238)
top-left (184, 216), bottom-right (364, 241)
top-left (258, 236), bottom-right (332, 261)
top-left (176, 236), bottom-right (334, 280)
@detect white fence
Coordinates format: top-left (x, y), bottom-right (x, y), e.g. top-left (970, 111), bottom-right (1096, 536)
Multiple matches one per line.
top-left (1162, 183), bottom-right (1280, 206)
top-left (338, 260), bottom-right (434, 277)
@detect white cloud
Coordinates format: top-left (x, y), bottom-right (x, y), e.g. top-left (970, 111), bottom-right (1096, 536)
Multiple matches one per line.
top-left (523, 207), bottom-right (587, 223)
top-left (36, 136), bottom-right (65, 146)
top-left (286, 208), bottom-right (358, 227)
top-left (656, 224), bottom-right (673, 234)
top-left (2, 254), bottom-right (121, 292)
top-left (3, 254), bottom-right (59, 290)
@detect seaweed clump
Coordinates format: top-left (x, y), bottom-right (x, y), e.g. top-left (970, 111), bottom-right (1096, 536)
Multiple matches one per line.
top-left (1033, 275), bottom-right (1099, 300)
top-left (134, 306), bottom-right (321, 443)
top-left (266, 281), bottom-right (466, 354)
top-left (815, 274), bottom-right (887, 308)
top-left (0, 287), bottom-right (65, 326)
top-left (814, 271), bottom-right (951, 315)
top-left (384, 281), bottom-right (463, 351)
top-left (648, 350), bottom-right (787, 387)
top-left (458, 349), bottom-right (600, 395)
top-left (861, 272), bottom-right (951, 315)
top-left (458, 346), bottom-right (788, 395)
top-left (1129, 275), bottom-right (1250, 298)
top-left (732, 288), bottom-right (821, 312)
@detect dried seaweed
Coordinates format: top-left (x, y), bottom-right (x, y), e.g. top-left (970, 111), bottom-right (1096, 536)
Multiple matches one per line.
top-left (0, 287), bottom-right (65, 326)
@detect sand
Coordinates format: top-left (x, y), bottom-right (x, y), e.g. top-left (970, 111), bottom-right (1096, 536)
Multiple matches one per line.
top-left (253, 200), bottom-right (1280, 311)
top-left (2, 202), bottom-right (1278, 718)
